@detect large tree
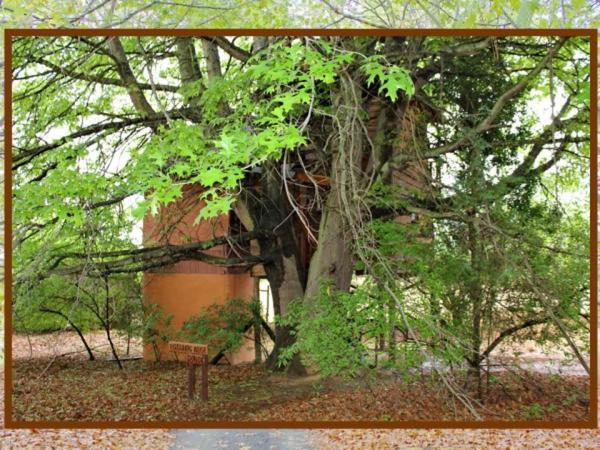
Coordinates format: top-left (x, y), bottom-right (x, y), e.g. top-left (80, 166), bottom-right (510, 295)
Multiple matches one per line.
top-left (11, 34), bottom-right (590, 397)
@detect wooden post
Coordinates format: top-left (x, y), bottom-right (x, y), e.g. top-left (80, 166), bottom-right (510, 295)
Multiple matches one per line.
top-left (187, 360), bottom-right (196, 400)
top-left (168, 342), bottom-right (208, 401)
top-left (201, 353), bottom-right (209, 401)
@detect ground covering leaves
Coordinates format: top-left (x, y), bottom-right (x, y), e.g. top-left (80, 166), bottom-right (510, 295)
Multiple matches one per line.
top-left (9, 333), bottom-right (590, 423)
top-left (1, 371), bottom-right (174, 449)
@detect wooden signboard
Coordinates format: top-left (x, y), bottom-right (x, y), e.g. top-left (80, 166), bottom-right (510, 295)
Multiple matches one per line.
top-left (168, 341), bottom-right (209, 401)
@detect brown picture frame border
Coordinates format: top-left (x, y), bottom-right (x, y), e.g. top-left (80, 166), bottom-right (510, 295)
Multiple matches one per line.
top-left (3, 27), bottom-right (598, 430)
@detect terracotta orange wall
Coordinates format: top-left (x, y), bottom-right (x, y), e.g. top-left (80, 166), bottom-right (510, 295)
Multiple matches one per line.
top-left (143, 273), bottom-right (256, 364)
top-left (143, 184), bottom-right (234, 275)
top-left (142, 184), bottom-right (257, 365)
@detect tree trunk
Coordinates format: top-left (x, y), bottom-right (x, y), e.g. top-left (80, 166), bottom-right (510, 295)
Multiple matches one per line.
top-left (253, 319), bottom-right (262, 364)
top-left (263, 239), bottom-right (307, 376)
top-left (235, 165), bottom-right (307, 375)
top-left (304, 194), bottom-right (354, 300)
top-left (104, 278), bottom-right (123, 370)
top-left (303, 75), bottom-right (363, 303)
top-left (252, 292), bottom-right (262, 364)
top-left (106, 326), bottom-right (123, 370)
top-left (387, 297), bottom-right (397, 364)
top-left (175, 37), bottom-right (203, 107)
top-left (467, 218), bottom-right (483, 398)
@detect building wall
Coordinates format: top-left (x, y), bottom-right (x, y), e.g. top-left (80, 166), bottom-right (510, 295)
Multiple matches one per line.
top-left (142, 273), bottom-right (256, 364)
top-left (142, 184), bottom-right (257, 364)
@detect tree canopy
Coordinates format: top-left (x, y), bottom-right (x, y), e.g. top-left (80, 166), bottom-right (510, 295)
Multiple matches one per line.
top-left (1, 1), bottom-right (598, 29)
top-left (9, 33), bottom-right (591, 416)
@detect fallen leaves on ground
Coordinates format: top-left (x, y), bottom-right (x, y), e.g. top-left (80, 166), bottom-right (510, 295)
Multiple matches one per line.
top-left (12, 358), bottom-right (311, 422)
top-left (250, 370), bottom-right (589, 422)
top-left (11, 331), bottom-right (142, 360)
top-left (1, 371), bottom-right (174, 449)
top-left (316, 422), bottom-right (600, 450)
top-left (6, 334), bottom-right (174, 449)
top-left (12, 354), bottom-right (589, 422)
top-left (5, 331), bottom-right (596, 450)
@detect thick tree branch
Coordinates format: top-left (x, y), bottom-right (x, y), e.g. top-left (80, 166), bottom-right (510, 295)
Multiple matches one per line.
top-left (201, 38), bottom-right (223, 80)
top-left (479, 317), bottom-right (550, 363)
top-left (49, 230), bottom-right (273, 277)
top-left (13, 107), bottom-right (201, 169)
top-left (31, 56), bottom-right (178, 92)
top-left (175, 37), bottom-right (204, 106)
top-left (201, 38), bottom-right (231, 115)
top-left (201, 36), bottom-right (251, 62)
top-left (106, 37), bottom-right (156, 117)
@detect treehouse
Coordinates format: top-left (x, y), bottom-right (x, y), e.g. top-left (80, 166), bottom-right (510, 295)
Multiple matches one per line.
top-left (142, 98), bottom-right (434, 365)
top-left (142, 183), bottom-right (257, 364)
top-left (141, 179), bottom-right (319, 364)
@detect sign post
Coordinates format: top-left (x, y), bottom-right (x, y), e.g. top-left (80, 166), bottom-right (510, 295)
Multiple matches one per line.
top-left (168, 341), bottom-right (209, 401)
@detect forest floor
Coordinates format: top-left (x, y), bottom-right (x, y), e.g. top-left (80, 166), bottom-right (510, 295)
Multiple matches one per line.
top-left (3, 376), bottom-right (599, 450)
top-left (2, 331), bottom-right (599, 449)
top-left (7, 331), bottom-right (591, 423)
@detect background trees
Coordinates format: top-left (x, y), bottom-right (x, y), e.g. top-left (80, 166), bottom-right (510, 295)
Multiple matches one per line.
top-left (10, 34), bottom-right (591, 413)
top-left (1, 1), bottom-right (597, 29)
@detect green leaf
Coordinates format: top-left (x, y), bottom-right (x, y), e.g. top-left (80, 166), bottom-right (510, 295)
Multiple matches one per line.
top-left (198, 167), bottom-right (225, 187)
top-left (132, 200), bottom-right (150, 220)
